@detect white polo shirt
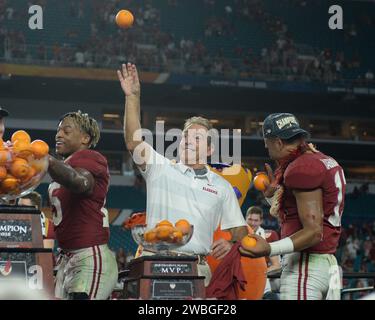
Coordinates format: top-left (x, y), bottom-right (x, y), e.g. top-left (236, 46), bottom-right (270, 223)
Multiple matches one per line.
top-left (135, 142), bottom-right (247, 255)
top-left (255, 226), bottom-right (266, 239)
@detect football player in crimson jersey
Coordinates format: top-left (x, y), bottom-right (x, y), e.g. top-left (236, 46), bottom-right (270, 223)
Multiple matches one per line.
top-left (240, 113), bottom-right (346, 300)
top-left (48, 111), bottom-right (118, 300)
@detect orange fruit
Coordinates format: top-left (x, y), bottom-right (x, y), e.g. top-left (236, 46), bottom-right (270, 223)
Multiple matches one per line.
top-left (0, 150), bottom-right (12, 165)
top-left (30, 140), bottom-right (49, 159)
top-left (21, 166), bottom-right (36, 183)
top-left (116, 10), bottom-right (134, 29)
top-left (12, 140), bottom-right (32, 159)
top-left (253, 172), bottom-right (270, 192)
top-left (0, 166), bottom-right (7, 181)
top-left (171, 229), bottom-right (183, 243)
top-left (156, 225), bottom-right (174, 241)
top-left (156, 220), bottom-right (173, 228)
top-left (241, 235), bottom-right (257, 250)
top-left (1, 175), bottom-right (20, 192)
top-left (0, 138), bottom-right (5, 151)
top-left (144, 229), bottom-right (157, 243)
top-left (10, 158), bottom-right (31, 179)
top-left (175, 219), bottom-right (191, 235)
top-left (11, 130), bottom-right (31, 144)
top-left (30, 158), bottom-right (47, 173)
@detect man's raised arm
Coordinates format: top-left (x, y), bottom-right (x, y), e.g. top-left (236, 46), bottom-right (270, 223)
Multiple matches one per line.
top-left (117, 63), bottom-right (147, 170)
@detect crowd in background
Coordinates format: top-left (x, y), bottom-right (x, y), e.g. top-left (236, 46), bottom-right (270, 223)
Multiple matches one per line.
top-left (0, 0), bottom-right (374, 83)
top-left (337, 222), bottom-right (375, 299)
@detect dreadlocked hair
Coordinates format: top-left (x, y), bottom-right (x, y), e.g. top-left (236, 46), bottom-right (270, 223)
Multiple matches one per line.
top-left (269, 142), bottom-right (319, 218)
top-left (60, 110), bottom-right (100, 148)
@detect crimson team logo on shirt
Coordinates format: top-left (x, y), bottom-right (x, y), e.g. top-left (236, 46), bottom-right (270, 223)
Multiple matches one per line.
top-left (202, 186), bottom-right (218, 195)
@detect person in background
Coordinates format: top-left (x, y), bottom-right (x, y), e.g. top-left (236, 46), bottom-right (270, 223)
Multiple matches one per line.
top-left (246, 206), bottom-right (281, 299)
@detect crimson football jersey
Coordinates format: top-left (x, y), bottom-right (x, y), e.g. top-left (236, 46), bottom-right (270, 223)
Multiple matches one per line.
top-left (280, 152), bottom-right (346, 254)
top-left (48, 149), bottom-right (110, 250)
top-left (40, 212), bottom-right (55, 239)
top-left (265, 230), bottom-right (280, 243)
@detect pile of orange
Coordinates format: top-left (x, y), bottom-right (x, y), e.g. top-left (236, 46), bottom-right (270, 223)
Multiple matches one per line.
top-left (143, 219), bottom-right (192, 244)
top-left (0, 130), bottom-right (49, 196)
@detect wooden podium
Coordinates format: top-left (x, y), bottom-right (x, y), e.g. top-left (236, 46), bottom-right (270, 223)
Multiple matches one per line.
top-left (123, 255), bottom-right (206, 300)
top-left (0, 205), bottom-right (54, 298)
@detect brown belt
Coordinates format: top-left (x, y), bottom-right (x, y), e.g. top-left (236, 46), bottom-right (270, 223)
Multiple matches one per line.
top-left (142, 248), bottom-right (207, 265)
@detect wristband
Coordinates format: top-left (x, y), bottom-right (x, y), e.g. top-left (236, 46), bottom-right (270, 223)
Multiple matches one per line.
top-left (269, 237), bottom-right (294, 257)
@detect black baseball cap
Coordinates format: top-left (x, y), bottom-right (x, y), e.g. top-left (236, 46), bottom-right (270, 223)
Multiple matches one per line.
top-left (0, 107), bottom-right (9, 118)
top-left (262, 113), bottom-right (309, 140)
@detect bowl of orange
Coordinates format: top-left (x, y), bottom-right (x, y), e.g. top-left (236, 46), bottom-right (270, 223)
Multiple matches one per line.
top-left (131, 219), bottom-right (194, 252)
top-left (0, 130), bottom-right (49, 201)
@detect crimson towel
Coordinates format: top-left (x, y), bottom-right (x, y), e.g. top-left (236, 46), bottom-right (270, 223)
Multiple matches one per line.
top-left (206, 242), bottom-right (247, 300)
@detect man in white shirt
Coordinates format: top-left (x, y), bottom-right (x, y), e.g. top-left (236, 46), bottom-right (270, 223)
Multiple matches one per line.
top-left (117, 63), bottom-right (248, 286)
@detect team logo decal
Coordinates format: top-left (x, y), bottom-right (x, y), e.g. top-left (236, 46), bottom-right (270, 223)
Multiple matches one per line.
top-left (0, 260), bottom-right (12, 276)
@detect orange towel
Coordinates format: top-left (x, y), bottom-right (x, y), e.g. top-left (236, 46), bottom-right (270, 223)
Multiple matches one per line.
top-left (123, 212), bottom-right (146, 230)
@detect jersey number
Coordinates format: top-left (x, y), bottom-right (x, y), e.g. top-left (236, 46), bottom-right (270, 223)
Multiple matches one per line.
top-left (49, 183), bottom-right (109, 228)
top-left (49, 183), bottom-right (63, 226)
top-left (328, 169), bottom-right (346, 227)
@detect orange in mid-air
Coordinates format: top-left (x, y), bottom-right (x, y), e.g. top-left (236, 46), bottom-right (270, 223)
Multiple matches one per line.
top-left (241, 235), bottom-right (257, 250)
top-left (11, 130), bottom-right (31, 144)
top-left (253, 172), bottom-right (270, 192)
top-left (30, 140), bottom-right (49, 159)
top-left (175, 219), bottom-right (191, 235)
top-left (115, 9), bottom-right (134, 29)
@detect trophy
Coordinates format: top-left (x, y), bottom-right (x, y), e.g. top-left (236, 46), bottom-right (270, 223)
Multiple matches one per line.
top-left (0, 132), bottom-right (54, 298)
top-left (123, 221), bottom-right (206, 300)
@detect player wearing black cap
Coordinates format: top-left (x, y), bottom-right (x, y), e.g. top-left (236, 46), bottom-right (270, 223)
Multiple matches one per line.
top-left (240, 113), bottom-right (346, 300)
